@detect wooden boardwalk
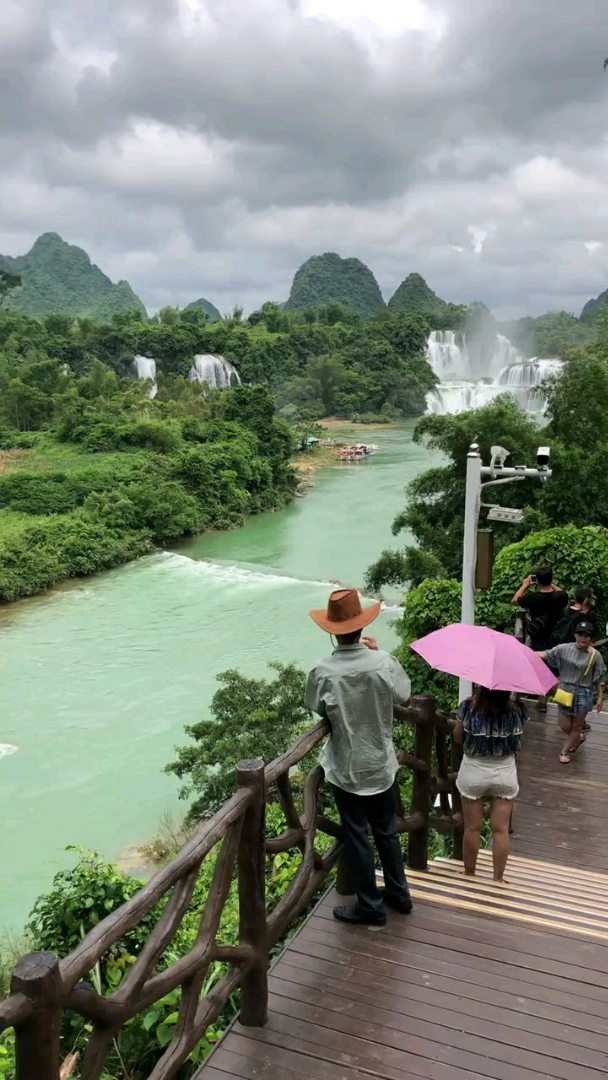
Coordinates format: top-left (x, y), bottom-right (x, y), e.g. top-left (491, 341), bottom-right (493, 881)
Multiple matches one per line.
top-left (198, 709), bottom-right (608, 1080)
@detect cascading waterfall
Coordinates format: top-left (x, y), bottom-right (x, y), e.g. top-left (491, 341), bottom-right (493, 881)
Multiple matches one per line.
top-left (426, 331), bottom-right (469, 379)
top-left (189, 355), bottom-right (241, 389)
top-left (425, 332), bottom-right (562, 416)
top-left (132, 356), bottom-right (158, 399)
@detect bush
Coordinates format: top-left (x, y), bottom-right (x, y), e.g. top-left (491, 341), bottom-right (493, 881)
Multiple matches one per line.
top-left (477, 525), bottom-right (608, 631)
top-left (395, 578), bottom-right (462, 712)
top-left (0, 514), bottom-right (151, 602)
top-left (166, 664), bottom-right (312, 823)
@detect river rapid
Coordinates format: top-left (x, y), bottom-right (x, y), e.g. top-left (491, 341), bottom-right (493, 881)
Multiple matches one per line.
top-left (0, 424), bottom-right (438, 931)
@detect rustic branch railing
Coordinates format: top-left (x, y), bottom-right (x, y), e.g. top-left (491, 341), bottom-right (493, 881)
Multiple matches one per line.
top-left (0, 694), bottom-right (463, 1080)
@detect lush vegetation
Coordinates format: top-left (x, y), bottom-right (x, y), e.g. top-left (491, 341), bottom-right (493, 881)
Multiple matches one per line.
top-left (0, 309), bottom-right (297, 601)
top-left (367, 336), bottom-right (608, 707)
top-left (368, 342), bottom-right (608, 585)
top-left (285, 252), bottom-right (386, 318)
top-left (500, 310), bottom-right (596, 358)
top-left (166, 663), bottom-right (312, 823)
top-left (0, 234), bottom-right (146, 321)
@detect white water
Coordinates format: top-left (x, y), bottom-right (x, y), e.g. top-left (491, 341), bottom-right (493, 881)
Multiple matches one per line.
top-left (189, 355), bottom-right (241, 389)
top-left (132, 356), bottom-right (158, 399)
top-left (425, 331), bottom-right (562, 416)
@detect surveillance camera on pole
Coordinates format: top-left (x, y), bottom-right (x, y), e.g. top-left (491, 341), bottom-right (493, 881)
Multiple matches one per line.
top-left (490, 445), bottom-right (510, 476)
top-left (459, 442), bottom-right (553, 701)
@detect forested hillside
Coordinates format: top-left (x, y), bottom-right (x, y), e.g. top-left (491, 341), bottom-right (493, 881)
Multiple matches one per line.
top-left (285, 253), bottom-right (386, 318)
top-left (0, 233), bottom-right (146, 320)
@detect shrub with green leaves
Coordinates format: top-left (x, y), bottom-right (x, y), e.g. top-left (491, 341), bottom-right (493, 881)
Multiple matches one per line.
top-left (166, 663), bottom-right (312, 823)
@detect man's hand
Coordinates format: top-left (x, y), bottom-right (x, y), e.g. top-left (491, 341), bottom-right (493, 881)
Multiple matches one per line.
top-left (362, 636), bottom-right (378, 651)
top-left (512, 576), bottom-right (533, 604)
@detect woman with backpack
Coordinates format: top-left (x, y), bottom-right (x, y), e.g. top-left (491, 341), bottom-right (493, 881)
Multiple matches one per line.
top-left (540, 621), bottom-right (605, 764)
top-left (548, 586), bottom-right (596, 648)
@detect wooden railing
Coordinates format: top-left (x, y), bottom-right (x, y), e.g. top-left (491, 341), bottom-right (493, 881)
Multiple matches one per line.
top-left (0, 694), bottom-right (462, 1080)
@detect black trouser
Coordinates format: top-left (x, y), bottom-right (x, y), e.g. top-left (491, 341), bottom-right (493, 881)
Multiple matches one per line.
top-left (332, 781), bottom-right (410, 917)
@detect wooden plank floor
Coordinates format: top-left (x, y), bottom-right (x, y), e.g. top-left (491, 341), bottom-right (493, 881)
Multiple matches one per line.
top-left (198, 709), bottom-right (608, 1080)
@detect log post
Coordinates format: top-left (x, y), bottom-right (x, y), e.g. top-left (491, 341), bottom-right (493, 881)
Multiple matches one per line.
top-left (237, 759), bottom-right (268, 1028)
top-left (10, 952), bottom-right (62, 1080)
top-left (407, 696), bottom-right (435, 872)
top-left (450, 727), bottom-right (464, 862)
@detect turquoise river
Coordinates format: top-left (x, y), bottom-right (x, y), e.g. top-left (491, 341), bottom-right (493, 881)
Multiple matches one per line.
top-left (0, 424), bottom-right (437, 931)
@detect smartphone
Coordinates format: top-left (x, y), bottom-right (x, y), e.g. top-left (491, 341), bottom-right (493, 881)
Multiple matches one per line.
top-left (530, 575), bottom-right (537, 584)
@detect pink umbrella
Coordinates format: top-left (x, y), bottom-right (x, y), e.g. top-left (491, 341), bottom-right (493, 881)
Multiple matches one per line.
top-left (410, 623), bottom-right (558, 696)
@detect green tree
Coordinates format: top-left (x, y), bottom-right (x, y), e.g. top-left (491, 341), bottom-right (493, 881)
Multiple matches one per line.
top-left (372, 396), bottom-right (540, 581)
top-left (305, 355), bottom-right (346, 414)
top-left (165, 663), bottom-right (311, 823)
top-left (0, 272), bottom-right (22, 309)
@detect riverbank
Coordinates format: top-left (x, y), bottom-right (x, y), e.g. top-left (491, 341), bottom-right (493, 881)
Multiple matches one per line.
top-left (0, 386), bottom-right (296, 606)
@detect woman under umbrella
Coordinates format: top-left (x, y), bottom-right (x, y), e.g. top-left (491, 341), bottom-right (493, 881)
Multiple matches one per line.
top-left (410, 623), bottom-right (558, 884)
top-left (452, 688), bottom-right (528, 882)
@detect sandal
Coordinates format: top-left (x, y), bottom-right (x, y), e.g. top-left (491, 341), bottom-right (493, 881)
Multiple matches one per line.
top-left (559, 753), bottom-right (571, 764)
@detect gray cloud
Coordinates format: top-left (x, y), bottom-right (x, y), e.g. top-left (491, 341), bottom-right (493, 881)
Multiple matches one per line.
top-left (3, 0), bottom-right (608, 316)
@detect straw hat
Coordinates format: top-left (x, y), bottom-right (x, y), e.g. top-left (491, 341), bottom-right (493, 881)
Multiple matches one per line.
top-left (310, 589), bottom-right (381, 634)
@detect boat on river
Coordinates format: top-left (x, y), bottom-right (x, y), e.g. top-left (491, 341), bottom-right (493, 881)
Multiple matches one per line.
top-left (338, 443), bottom-right (380, 461)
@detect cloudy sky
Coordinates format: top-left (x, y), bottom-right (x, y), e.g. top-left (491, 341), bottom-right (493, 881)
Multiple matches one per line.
top-left (3, 0), bottom-right (608, 317)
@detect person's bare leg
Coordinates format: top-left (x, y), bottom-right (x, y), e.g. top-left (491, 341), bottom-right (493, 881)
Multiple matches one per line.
top-left (490, 798), bottom-right (512, 882)
top-left (462, 798), bottom-right (484, 876)
top-left (558, 709), bottom-right (572, 738)
top-left (563, 715), bottom-right (585, 756)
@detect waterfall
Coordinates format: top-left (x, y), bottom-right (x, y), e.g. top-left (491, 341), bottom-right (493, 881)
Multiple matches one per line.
top-left (426, 382), bottom-right (502, 415)
top-left (188, 355), bottom-right (241, 389)
top-left (426, 331), bottom-right (469, 379)
top-left (495, 358), bottom-right (562, 411)
top-left (132, 356), bottom-right (158, 399)
top-left (425, 328), bottom-right (562, 416)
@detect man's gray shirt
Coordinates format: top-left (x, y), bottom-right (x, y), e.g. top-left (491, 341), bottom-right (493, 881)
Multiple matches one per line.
top-left (305, 643), bottom-right (411, 795)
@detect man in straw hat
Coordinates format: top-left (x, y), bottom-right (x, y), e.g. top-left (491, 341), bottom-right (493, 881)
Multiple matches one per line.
top-left (306, 588), bottom-right (413, 926)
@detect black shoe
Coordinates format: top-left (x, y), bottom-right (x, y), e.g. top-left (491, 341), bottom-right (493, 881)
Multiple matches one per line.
top-left (382, 892), bottom-right (413, 915)
top-left (583, 721), bottom-right (591, 732)
top-left (333, 904), bottom-right (386, 926)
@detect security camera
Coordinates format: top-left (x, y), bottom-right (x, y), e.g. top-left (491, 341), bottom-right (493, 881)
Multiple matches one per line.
top-left (490, 445), bottom-right (510, 474)
top-left (537, 446), bottom-right (550, 468)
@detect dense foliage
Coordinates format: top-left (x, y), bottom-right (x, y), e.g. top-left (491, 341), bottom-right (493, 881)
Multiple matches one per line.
top-left (501, 310), bottom-right (595, 358)
top-left (0, 317), bottom-right (296, 601)
top-left (285, 252), bottom-right (386, 318)
top-left (0, 301), bottom-right (438, 425)
top-left (166, 663), bottom-right (312, 823)
top-left (368, 341), bottom-right (608, 592)
top-left (0, 233), bottom-right (146, 320)
top-left (391, 528), bottom-right (608, 711)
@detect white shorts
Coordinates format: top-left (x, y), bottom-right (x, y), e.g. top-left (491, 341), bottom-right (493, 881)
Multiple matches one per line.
top-left (456, 754), bottom-right (519, 802)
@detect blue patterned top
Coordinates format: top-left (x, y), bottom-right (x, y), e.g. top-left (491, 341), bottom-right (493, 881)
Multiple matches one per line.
top-left (457, 698), bottom-right (527, 758)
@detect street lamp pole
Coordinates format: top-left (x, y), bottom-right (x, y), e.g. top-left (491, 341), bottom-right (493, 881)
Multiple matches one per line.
top-left (459, 445), bottom-right (482, 701)
top-left (459, 443), bottom-right (552, 702)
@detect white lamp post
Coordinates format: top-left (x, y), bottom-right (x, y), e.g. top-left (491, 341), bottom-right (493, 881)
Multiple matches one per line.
top-left (459, 444), bottom-right (552, 701)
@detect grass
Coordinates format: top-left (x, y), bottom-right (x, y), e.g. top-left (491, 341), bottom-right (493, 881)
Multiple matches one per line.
top-left (1, 438), bottom-right (134, 475)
